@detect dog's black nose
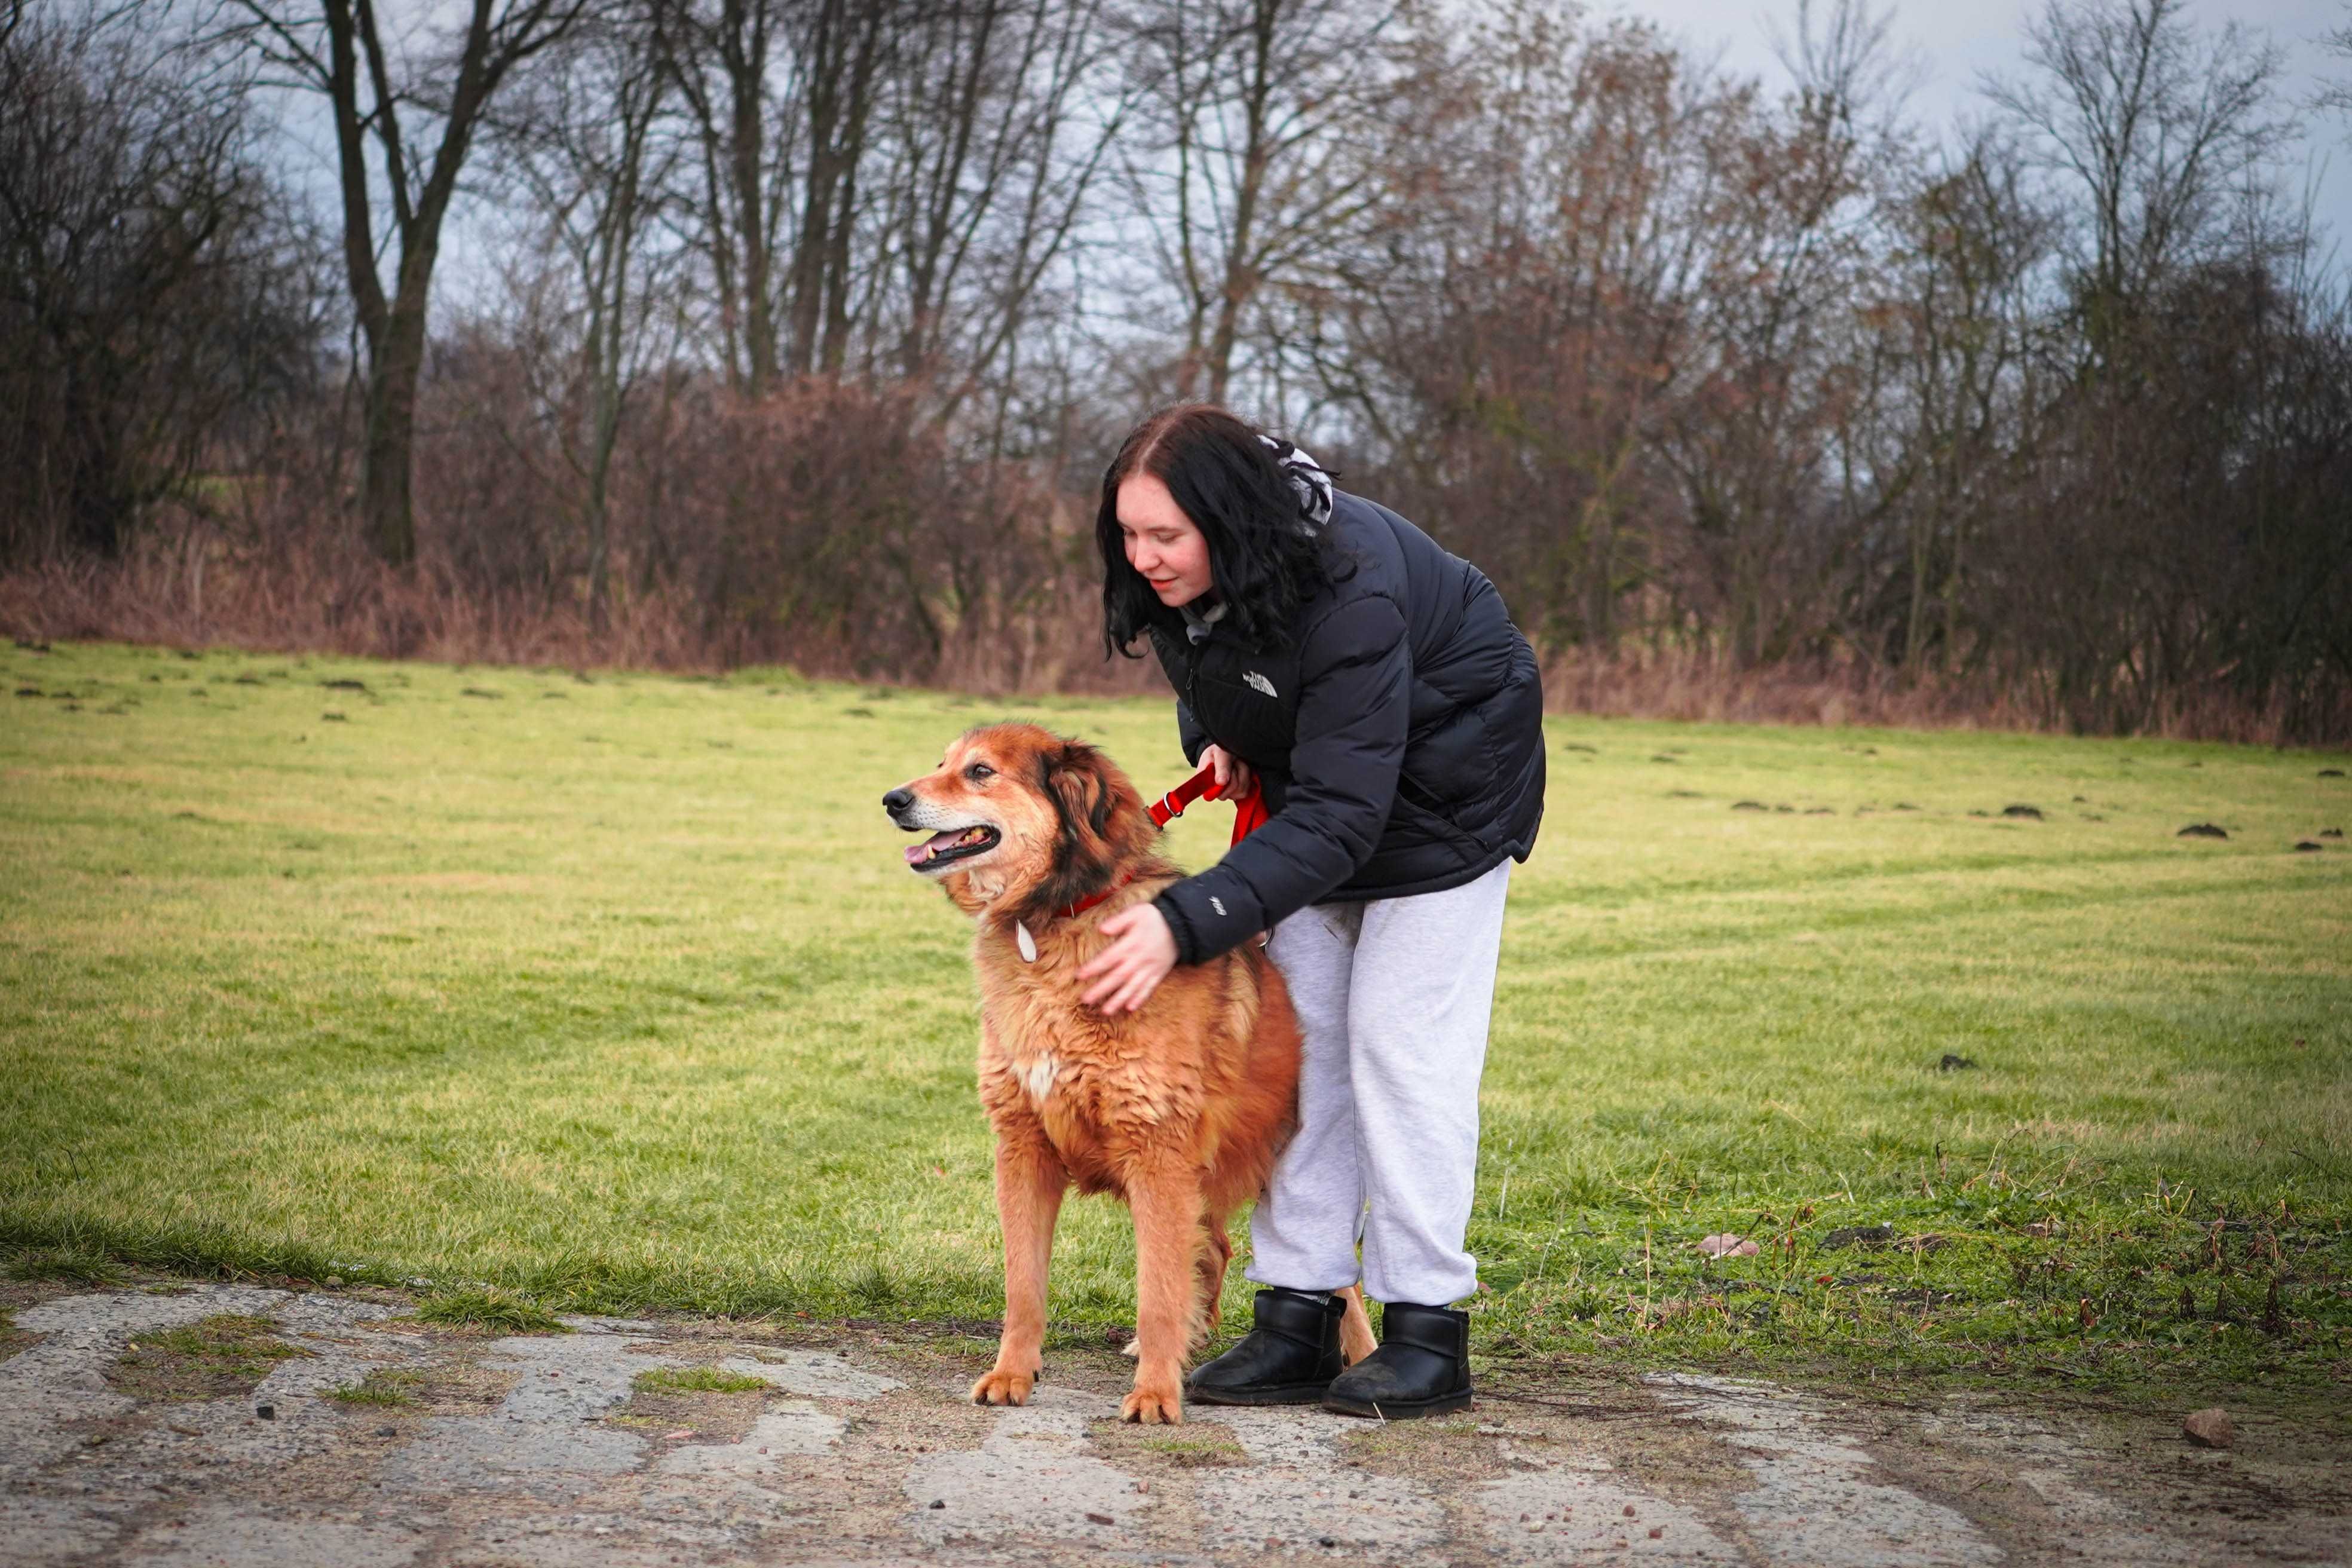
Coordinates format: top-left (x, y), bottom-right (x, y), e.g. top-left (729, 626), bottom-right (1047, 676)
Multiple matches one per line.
top-left (882, 787), bottom-right (914, 814)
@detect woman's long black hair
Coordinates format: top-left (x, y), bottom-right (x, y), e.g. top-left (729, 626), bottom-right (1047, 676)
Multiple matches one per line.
top-left (1097, 404), bottom-right (1337, 658)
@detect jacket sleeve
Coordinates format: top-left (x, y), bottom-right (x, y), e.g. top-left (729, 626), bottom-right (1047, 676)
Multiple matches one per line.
top-left (1175, 696), bottom-right (1209, 767)
top-left (1153, 595), bottom-right (1409, 964)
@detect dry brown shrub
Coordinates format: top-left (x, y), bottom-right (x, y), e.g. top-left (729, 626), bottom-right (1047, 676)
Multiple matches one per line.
top-left (0, 360), bottom-right (2334, 745)
top-left (4, 546), bottom-right (2335, 745)
top-left (1537, 645), bottom-right (2031, 733)
top-left (0, 535), bottom-right (710, 672)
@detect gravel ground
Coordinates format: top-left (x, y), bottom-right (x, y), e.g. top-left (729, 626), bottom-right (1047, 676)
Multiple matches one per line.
top-left (3, 1280), bottom-right (2346, 1567)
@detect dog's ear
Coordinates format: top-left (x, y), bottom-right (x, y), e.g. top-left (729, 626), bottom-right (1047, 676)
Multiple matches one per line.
top-left (1031, 739), bottom-right (1149, 913)
top-left (1043, 741), bottom-right (1110, 839)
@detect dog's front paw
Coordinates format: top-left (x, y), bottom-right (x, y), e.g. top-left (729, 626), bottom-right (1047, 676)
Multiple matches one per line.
top-left (1120, 1379), bottom-right (1183, 1425)
top-left (970, 1367), bottom-right (1034, 1407)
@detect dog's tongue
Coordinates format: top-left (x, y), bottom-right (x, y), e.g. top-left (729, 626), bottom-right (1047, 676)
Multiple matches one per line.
top-left (905, 829), bottom-right (964, 865)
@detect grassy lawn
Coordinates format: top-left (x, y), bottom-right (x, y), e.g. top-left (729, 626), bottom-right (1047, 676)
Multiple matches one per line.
top-left (2, 641), bottom-right (2348, 1402)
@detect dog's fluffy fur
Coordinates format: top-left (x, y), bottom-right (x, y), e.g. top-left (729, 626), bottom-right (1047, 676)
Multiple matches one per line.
top-left (887, 722), bottom-right (1374, 1423)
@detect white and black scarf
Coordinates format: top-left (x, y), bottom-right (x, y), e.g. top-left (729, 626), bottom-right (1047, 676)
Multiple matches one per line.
top-left (1260, 433), bottom-right (1334, 532)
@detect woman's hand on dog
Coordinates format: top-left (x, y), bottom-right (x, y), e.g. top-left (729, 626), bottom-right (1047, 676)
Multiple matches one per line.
top-left (1203, 743), bottom-right (1252, 800)
top-left (1079, 902), bottom-right (1179, 1015)
top-left (1079, 745), bottom-right (1244, 1013)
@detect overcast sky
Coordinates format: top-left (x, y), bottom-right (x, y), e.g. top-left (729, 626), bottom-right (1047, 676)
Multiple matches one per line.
top-left (391, 0), bottom-right (2352, 317)
top-left (1619, 0), bottom-right (2352, 269)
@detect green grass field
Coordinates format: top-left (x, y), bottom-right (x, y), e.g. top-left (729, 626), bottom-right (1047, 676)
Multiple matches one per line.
top-left (3, 642), bottom-right (2348, 1401)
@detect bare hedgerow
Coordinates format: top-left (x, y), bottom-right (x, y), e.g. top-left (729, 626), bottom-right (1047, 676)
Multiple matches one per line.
top-left (0, 7), bottom-right (324, 568)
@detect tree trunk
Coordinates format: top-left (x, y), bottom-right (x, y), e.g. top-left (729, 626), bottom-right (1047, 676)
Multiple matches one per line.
top-left (358, 298), bottom-right (427, 566)
top-left (584, 449), bottom-right (612, 629)
top-left (584, 302), bottom-right (623, 630)
top-left (725, 0), bottom-right (776, 396)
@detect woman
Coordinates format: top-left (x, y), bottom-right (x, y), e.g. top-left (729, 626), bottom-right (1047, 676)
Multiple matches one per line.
top-left (1074, 405), bottom-right (1545, 1419)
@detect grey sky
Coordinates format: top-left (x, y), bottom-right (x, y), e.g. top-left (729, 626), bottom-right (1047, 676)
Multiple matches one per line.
top-left (1617, 0), bottom-right (2352, 269)
top-left (375, 0), bottom-right (2352, 323)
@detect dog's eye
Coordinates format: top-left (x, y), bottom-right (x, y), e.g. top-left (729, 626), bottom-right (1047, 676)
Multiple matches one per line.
top-left (964, 763), bottom-right (994, 782)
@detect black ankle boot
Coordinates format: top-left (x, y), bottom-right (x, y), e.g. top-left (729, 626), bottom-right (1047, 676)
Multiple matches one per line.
top-left (1323, 1300), bottom-right (1471, 1419)
top-left (1186, 1287), bottom-right (1346, 1405)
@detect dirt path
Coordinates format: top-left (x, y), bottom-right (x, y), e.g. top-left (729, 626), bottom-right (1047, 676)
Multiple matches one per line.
top-left (3, 1282), bottom-right (2345, 1567)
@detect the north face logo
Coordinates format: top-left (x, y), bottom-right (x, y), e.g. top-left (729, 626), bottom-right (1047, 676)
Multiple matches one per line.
top-left (1243, 671), bottom-right (1277, 697)
top-left (1210, 897), bottom-right (1228, 916)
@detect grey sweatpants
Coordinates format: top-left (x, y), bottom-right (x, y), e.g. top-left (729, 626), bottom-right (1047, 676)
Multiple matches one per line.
top-left (1245, 858), bottom-right (1512, 1306)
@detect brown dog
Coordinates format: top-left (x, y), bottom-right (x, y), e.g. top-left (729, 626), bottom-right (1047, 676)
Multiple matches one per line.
top-left (885, 722), bottom-right (1374, 1423)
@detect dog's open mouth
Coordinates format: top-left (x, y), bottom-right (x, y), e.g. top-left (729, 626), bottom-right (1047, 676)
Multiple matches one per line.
top-left (905, 823), bottom-right (1002, 870)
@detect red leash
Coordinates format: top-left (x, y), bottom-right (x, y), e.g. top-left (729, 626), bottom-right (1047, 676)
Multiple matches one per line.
top-left (1060, 761), bottom-right (1266, 918)
top-left (1146, 761), bottom-right (1268, 840)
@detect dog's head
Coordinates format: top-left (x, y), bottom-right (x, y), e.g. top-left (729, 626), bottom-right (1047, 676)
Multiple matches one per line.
top-left (882, 723), bottom-right (1157, 918)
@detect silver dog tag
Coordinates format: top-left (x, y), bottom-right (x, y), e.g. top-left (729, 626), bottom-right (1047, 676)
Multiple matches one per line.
top-left (1015, 920), bottom-right (1039, 963)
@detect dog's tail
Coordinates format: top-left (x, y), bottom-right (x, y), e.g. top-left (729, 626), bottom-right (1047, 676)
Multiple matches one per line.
top-left (1335, 1284), bottom-right (1377, 1366)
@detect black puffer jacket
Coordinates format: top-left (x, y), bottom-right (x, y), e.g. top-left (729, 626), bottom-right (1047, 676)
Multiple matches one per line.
top-left (1147, 490), bottom-right (1545, 965)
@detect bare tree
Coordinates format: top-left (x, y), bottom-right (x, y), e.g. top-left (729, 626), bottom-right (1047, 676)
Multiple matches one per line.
top-left (1982, 0), bottom-right (2290, 350)
top-left (1, 4), bottom-right (323, 563)
top-left (1313, 4), bottom-right (1728, 648)
top-left (662, 0), bottom-right (894, 389)
top-left (783, 0), bottom-right (892, 375)
top-left (1117, 0), bottom-right (1400, 404)
top-left (224, 0), bottom-right (598, 565)
top-left (2319, 3), bottom-right (2352, 122)
top-left (657, 0), bottom-right (778, 393)
top-left (489, 11), bottom-right (682, 625)
top-left (1843, 130), bottom-right (2051, 678)
top-left (1656, 0), bottom-right (1909, 667)
top-left (875, 0), bottom-right (1122, 416)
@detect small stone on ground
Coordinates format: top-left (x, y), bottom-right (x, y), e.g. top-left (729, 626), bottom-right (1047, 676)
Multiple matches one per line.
top-left (2182, 1408), bottom-right (2235, 1449)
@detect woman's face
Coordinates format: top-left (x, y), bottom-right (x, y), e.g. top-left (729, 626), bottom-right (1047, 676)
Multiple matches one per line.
top-left (1116, 471), bottom-right (1213, 607)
